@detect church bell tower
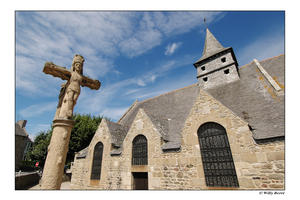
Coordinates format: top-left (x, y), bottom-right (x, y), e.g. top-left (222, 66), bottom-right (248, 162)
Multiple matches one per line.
top-left (193, 28), bottom-right (239, 89)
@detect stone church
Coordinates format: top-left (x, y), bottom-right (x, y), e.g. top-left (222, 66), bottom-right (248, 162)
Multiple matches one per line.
top-left (70, 28), bottom-right (284, 190)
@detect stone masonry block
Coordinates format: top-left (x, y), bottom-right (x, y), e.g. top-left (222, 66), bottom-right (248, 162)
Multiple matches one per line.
top-left (238, 178), bottom-right (255, 189)
top-left (267, 152), bottom-right (284, 161)
top-left (256, 152), bottom-right (267, 162)
top-left (240, 153), bottom-right (257, 163)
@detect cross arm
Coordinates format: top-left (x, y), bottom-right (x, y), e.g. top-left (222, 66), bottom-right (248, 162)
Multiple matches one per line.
top-left (81, 76), bottom-right (101, 90)
top-left (43, 62), bottom-right (71, 81)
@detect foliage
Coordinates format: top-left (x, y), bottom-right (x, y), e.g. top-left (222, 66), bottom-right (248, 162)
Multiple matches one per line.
top-left (19, 160), bottom-right (37, 171)
top-left (26, 129), bottom-right (52, 167)
top-left (66, 113), bottom-right (102, 164)
top-left (27, 113), bottom-right (102, 168)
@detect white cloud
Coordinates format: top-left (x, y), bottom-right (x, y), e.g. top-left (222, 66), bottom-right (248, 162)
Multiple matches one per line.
top-left (19, 102), bottom-right (57, 118)
top-left (137, 79), bottom-right (146, 87)
top-left (165, 42), bottom-right (182, 55)
top-left (153, 11), bottom-right (224, 36)
top-left (16, 11), bottom-right (224, 96)
top-left (150, 75), bottom-right (157, 82)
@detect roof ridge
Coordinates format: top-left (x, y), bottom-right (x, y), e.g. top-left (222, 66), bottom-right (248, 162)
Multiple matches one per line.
top-left (239, 54), bottom-right (284, 70)
top-left (117, 99), bottom-right (138, 124)
top-left (138, 83), bottom-right (198, 104)
top-left (259, 54), bottom-right (284, 63)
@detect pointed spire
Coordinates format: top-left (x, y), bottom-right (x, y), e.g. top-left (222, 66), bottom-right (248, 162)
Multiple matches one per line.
top-left (194, 28), bottom-right (229, 65)
top-left (202, 28), bottom-right (225, 57)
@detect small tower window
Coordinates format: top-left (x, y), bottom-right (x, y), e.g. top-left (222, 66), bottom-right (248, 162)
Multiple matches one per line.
top-left (224, 69), bottom-right (230, 74)
top-left (201, 66), bottom-right (206, 71)
top-left (221, 57), bottom-right (226, 63)
top-left (203, 77), bottom-right (208, 82)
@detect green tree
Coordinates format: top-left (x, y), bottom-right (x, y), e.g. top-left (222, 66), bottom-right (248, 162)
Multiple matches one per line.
top-left (27, 129), bottom-right (52, 168)
top-left (66, 114), bottom-right (102, 165)
top-left (27, 113), bottom-right (102, 168)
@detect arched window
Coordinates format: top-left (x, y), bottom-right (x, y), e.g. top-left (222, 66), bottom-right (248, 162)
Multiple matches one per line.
top-left (91, 142), bottom-right (103, 180)
top-left (132, 135), bottom-right (148, 165)
top-left (197, 122), bottom-right (239, 187)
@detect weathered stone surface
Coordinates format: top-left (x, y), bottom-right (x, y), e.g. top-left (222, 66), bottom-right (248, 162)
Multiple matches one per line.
top-left (241, 153), bottom-right (257, 163)
top-left (269, 184), bottom-right (284, 189)
top-left (41, 55), bottom-right (100, 190)
top-left (267, 152), bottom-right (284, 161)
top-left (268, 174), bottom-right (284, 180)
top-left (239, 178), bottom-right (255, 188)
top-left (40, 119), bottom-right (75, 189)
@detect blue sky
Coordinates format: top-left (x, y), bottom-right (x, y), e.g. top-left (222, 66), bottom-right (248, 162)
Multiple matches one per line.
top-left (15, 11), bottom-right (284, 140)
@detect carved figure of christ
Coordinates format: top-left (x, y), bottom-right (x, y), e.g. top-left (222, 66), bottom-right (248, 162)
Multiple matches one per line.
top-left (43, 55), bottom-right (100, 119)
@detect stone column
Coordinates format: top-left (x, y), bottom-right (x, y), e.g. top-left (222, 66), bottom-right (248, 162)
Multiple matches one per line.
top-left (40, 119), bottom-right (75, 189)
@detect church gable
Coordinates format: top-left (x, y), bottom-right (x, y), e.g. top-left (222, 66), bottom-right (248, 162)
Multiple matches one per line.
top-left (122, 108), bottom-right (162, 147)
top-left (88, 119), bottom-right (112, 149)
top-left (182, 88), bottom-right (283, 189)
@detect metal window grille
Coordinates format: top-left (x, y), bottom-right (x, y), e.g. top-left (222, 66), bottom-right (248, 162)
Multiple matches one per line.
top-left (91, 142), bottom-right (103, 180)
top-left (198, 122), bottom-right (239, 187)
top-left (132, 135), bottom-right (148, 165)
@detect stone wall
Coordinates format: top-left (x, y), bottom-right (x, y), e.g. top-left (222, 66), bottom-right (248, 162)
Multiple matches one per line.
top-left (70, 157), bottom-right (88, 189)
top-left (15, 172), bottom-right (40, 190)
top-left (180, 89), bottom-right (284, 189)
top-left (15, 135), bottom-right (31, 171)
top-left (197, 51), bottom-right (240, 89)
top-left (70, 88), bottom-right (284, 190)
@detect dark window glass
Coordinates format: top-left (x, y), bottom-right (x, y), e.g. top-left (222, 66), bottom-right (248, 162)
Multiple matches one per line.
top-left (224, 69), bottom-right (230, 74)
top-left (91, 142), bottom-right (103, 180)
top-left (197, 122), bottom-right (239, 187)
top-left (201, 66), bottom-right (206, 71)
top-left (203, 77), bottom-right (208, 82)
top-left (221, 57), bottom-right (226, 63)
top-left (132, 135), bottom-right (148, 165)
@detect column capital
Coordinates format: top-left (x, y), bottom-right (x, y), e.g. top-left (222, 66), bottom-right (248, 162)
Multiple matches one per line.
top-left (52, 118), bottom-right (75, 128)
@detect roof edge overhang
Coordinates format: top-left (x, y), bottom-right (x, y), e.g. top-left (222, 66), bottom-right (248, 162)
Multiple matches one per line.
top-left (193, 47), bottom-right (238, 68)
top-left (254, 136), bottom-right (285, 144)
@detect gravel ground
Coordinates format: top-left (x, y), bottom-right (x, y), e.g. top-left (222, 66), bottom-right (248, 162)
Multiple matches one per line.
top-left (29, 181), bottom-right (71, 190)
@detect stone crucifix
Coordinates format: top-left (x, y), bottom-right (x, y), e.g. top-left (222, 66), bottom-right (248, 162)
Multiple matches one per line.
top-left (40, 55), bottom-right (100, 189)
top-left (43, 54), bottom-right (101, 119)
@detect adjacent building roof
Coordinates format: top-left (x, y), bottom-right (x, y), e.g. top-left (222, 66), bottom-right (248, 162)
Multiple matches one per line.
top-left (76, 147), bottom-right (88, 159)
top-left (15, 120), bottom-right (29, 137)
top-left (106, 120), bottom-right (128, 148)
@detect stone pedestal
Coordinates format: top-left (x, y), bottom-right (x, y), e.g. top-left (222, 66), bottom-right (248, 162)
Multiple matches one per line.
top-left (40, 118), bottom-right (75, 189)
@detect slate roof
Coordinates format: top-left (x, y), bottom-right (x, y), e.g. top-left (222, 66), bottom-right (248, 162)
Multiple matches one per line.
top-left (117, 84), bottom-right (200, 151)
top-left (206, 55), bottom-right (285, 141)
top-left (105, 120), bottom-right (127, 147)
top-left (76, 147), bottom-right (88, 159)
